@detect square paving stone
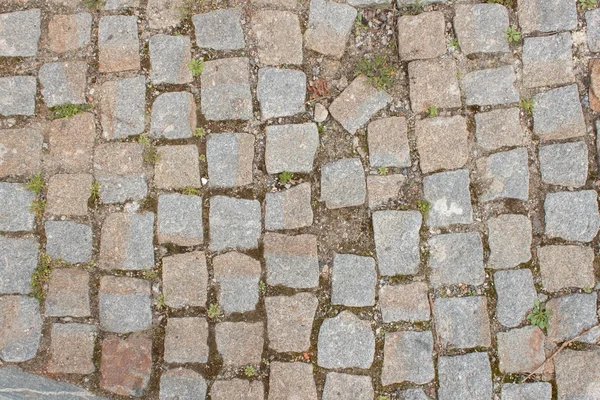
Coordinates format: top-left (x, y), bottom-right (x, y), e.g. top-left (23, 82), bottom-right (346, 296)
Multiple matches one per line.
top-left (214, 252), bottom-right (261, 314)
top-left (150, 92), bottom-right (196, 139)
top-left (155, 145), bottom-right (201, 190)
top-left (201, 58), bottom-right (253, 121)
top-left (478, 147), bottom-right (529, 202)
top-left (265, 123), bottom-right (319, 174)
top-left (147, 0), bottom-right (183, 29)
top-left (423, 169), bottom-right (473, 227)
top-left (304, 0), bottom-right (357, 58)
top-left (533, 85), bottom-right (585, 141)
top-left (45, 267), bottom-right (90, 317)
top-left (331, 253), bottom-right (376, 307)
top-left (264, 232), bottom-right (319, 288)
top-left (497, 326), bottom-right (546, 374)
top-left (99, 276), bottom-right (152, 334)
top-left (429, 232), bottom-right (484, 288)
top-left (317, 311), bottom-right (375, 369)
top-left (372, 210), bottom-right (421, 276)
top-left (380, 282), bottom-right (430, 323)
top-left (209, 196), bottom-right (261, 252)
top-left (494, 269), bottom-right (537, 328)
top-left (438, 353), bottom-right (492, 400)
top-left (252, 10), bottom-right (302, 65)
top-left (0, 236), bottom-right (37, 295)
top-left (161, 369), bottom-right (208, 400)
top-left (397, 12), bottom-right (446, 61)
top-left (207, 132), bottom-right (254, 187)
top-left (408, 59), bottom-right (461, 113)
top-left (453, 4), bottom-right (509, 56)
top-left (216, 322), bottom-right (263, 367)
top-left (462, 66), bottom-right (519, 106)
top-left (265, 183), bottom-right (313, 230)
top-left (150, 35), bottom-right (192, 85)
top-left (320, 158), bottom-right (366, 209)
top-left (0, 127), bottom-right (42, 178)
top-left (538, 245), bottom-right (595, 292)
top-left (367, 174), bottom-right (405, 209)
top-left (544, 190), bottom-right (600, 242)
top-left (39, 61), bottom-right (87, 108)
top-left (100, 212), bottom-right (155, 270)
top-left (0, 10), bottom-right (40, 57)
top-left (48, 323), bottom-right (96, 375)
top-left (539, 141), bottom-right (588, 187)
top-left (416, 116), bottom-right (469, 174)
top-left (193, 8), bottom-right (245, 50)
top-left (100, 76), bottom-right (146, 140)
top-left (269, 362), bottom-right (317, 400)
top-left (547, 293), bottom-right (600, 343)
top-left (522, 33), bottom-right (574, 88)
top-left (0, 76), bottom-right (37, 116)
top-left (518, 0), bottom-right (577, 34)
top-left (162, 251), bottom-right (207, 309)
top-left (382, 330), bottom-right (434, 385)
top-left (45, 113), bottom-right (95, 174)
top-left (100, 334), bottom-right (152, 397)
top-left (258, 68), bottom-right (306, 120)
top-left (103, 0), bottom-right (139, 9)
top-left (322, 373), bottom-right (373, 400)
top-left (0, 296), bottom-right (42, 362)
top-left (98, 16), bottom-right (140, 73)
top-left (46, 174), bottom-right (92, 216)
top-left (501, 383), bottom-right (552, 400)
top-left (329, 75), bottom-right (392, 134)
top-left (211, 380), bottom-right (262, 400)
top-left (475, 108), bottom-right (525, 151)
top-left (164, 317), bottom-right (209, 363)
top-left (586, 9), bottom-right (600, 52)
top-left (0, 183), bottom-right (35, 232)
top-left (368, 117), bottom-right (410, 168)
top-left (434, 296), bottom-right (491, 349)
top-left (158, 193), bottom-right (203, 246)
top-left (47, 13), bottom-right (92, 54)
top-left (487, 214), bottom-right (532, 269)
top-left (265, 293), bottom-right (318, 353)
top-left (45, 221), bottom-right (92, 264)
top-left (555, 349), bottom-right (600, 400)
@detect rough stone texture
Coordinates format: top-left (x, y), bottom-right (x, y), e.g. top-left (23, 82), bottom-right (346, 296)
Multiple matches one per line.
top-left (304, 0), bottom-right (357, 58)
top-left (48, 323), bottom-right (96, 374)
top-left (264, 232), bottom-right (319, 288)
top-left (214, 252), bottom-right (261, 314)
top-left (522, 33), bottom-right (574, 88)
top-left (539, 141), bottom-right (588, 187)
top-left (501, 383), bottom-right (552, 400)
top-left (586, 9), bottom-right (600, 52)
top-left (372, 210), bottom-right (421, 276)
top-left (399, 389), bottom-right (431, 400)
top-left (429, 232), bottom-right (485, 287)
top-left (453, 4), bottom-right (509, 56)
top-left (434, 296), bottom-right (491, 349)
top-left (533, 85), bottom-right (586, 141)
top-left (266, 293), bottom-right (318, 352)
top-left (45, 267), bottom-right (90, 318)
top-left (0, 183), bottom-right (35, 232)
top-left (258, 68), bottom-right (306, 119)
top-left (211, 380), bottom-right (264, 400)
top-left (544, 190), bottom-right (600, 242)
top-left (94, 142), bottom-right (147, 204)
top-left (397, 12), bottom-right (446, 61)
top-left (98, 16), bottom-right (140, 73)
top-left (269, 362), bottom-right (317, 400)
top-left (265, 123), bottom-right (319, 174)
top-left (252, 11), bottom-right (303, 65)
top-left (478, 147), bottom-right (529, 202)
top-left (475, 108), bottom-right (525, 151)
top-left (0, 368), bottom-right (103, 398)
top-left (46, 221), bottom-right (92, 264)
top-left (547, 293), bottom-right (600, 343)
top-left (47, 13), bottom-right (92, 54)
top-left (157, 193), bottom-right (204, 246)
top-left (265, 183), bottom-right (313, 230)
top-left (320, 158), bottom-right (366, 209)
top-left (253, 0), bottom-right (297, 8)
top-left (438, 353), bottom-right (492, 400)
top-left (329, 75), bottom-right (392, 134)
top-left (99, 276), bottom-right (152, 334)
top-left (100, 76), bottom-right (146, 140)
top-left (162, 252), bottom-right (207, 309)
top-left (150, 92), bottom-right (196, 139)
top-left (555, 349), bottom-right (600, 400)
top-left (497, 326), bottom-right (546, 374)
top-left (331, 253), bottom-right (376, 307)
top-left (462, 66), bottom-right (520, 106)
top-left (487, 214), bottom-right (532, 269)
top-left (367, 174), bottom-right (406, 209)
top-left (164, 318), bottom-right (209, 363)
top-left (147, 0), bottom-right (183, 29)
top-left (380, 282), bottom-right (430, 323)
top-left (589, 59), bottom-right (600, 112)
top-left (209, 196), bottom-right (261, 252)
top-left (368, 117), bottom-right (411, 168)
top-left (155, 145), bottom-right (201, 190)
top-left (518, 0), bottom-right (577, 34)
top-left (494, 269), bottom-right (537, 328)
top-left (216, 322), bottom-right (263, 367)
top-left (423, 169), bottom-right (473, 227)
top-left (45, 113), bottom-right (96, 175)
top-left (322, 373), bottom-right (373, 400)
top-left (39, 61), bottom-right (87, 107)
top-left (99, 212), bottom-right (155, 270)
top-left (150, 35), bottom-right (192, 85)
top-left (100, 334), bottom-right (152, 397)
top-left (382, 331), bottom-right (434, 385)
top-left (408, 59), bottom-right (462, 113)
top-left (46, 174), bottom-right (92, 216)
top-left (0, 9), bottom-right (41, 57)
top-left (201, 58), bottom-right (253, 121)
top-left (538, 245), bottom-right (595, 292)
top-left (161, 369), bottom-right (208, 400)
top-left (193, 8), bottom-right (245, 50)
top-left (0, 76), bottom-right (37, 116)
top-left (416, 116), bottom-right (469, 173)
top-left (0, 296), bottom-right (41, 362)
top-left (0, 236), bottom-right (37, 295)
top-left (207, 132), bottom-right (255, 187)
top-left (104, 0), bottom-right (139, 9)
top-left (317, 311), bottom-right (375, 369)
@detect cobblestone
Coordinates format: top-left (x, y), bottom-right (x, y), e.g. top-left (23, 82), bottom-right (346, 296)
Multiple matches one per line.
top-left (494, 269), bottom-right (537, 328)
top-left (100, 334), bottom-right (152, 396)
top-left (164, 317), bottom-right (209, 363)
top-left (210, 379), bottom-right (262, 400)
top-left (0, 296), bottom-right (41, 362)
top-left (366, 174), bottom-right (405, 209)
top-left (155, 145), bottom-right (201, 189)
top-left (368, 117), bottom-right (410, 168)
top-left (453, 4), bottom-right (509, 56)
top-left (100, 212), bottom-right (155, 270)
top-left (201, 58), bottom-right (253, 121)
top-left (214, 252), bottom-right (261, 314)
top-left (151, 92), bottom-right (196, 139)
top-left (0, 10), bottom-right (40, 57)
top-left (538, 245), bottom-right (595, 292)
top-left (478, 147), bottom-right (529, 202)
top-left (0, 76), bottom-right (37, 116)
top-left (39, 61), bottom-right (87, 107)
top-left (45, 113), bottom-right (95, 174)
top-left (45, 220), bottom-right (93, 264)
top-left (264, 232), bottom-right (319, 288)
top-left (99, 276), bottom-right (152, 333)
top-left (539, 141), bottom-right (588, 187)
top-left (423, 169), bottom-right (473, 227)
top-left (397, 12), bottom-right (446, 61)
top-left (162, 251), bottom-right (207, 308)
top-left (416, 116), bottom-right (469, 173)
top-left (160, 369), bottom-right (207, 400)
top-left (533, 84), bottom-right (586, 141)
top-left (216, 322), bottom-right (263, 367)
top-left (429, 232), bottom-right (484, 288)
top-left (586, 9), bottom-right (600, 52)
top-left (47, 13), bottom-right (91, 54)
top-left (0, 127), bottom-right (42, 178)
top-left (438, 353), bottom-right (492, 400)
top-left (547, 293), bottom-right (600, 343)
top-left (497, 326), bottom-right (546, 374)
top-left (475, 108), bottom-right (525, 151)
top-left (48, 323), bottom-right (96, 374)
top-left (252, 11), bottom-right (303, 65)
top-left (544, 190), bottom-right (600, 242)
top-left (45, 267), bottom-right (91, 317)
top-left (380, 282), bottom-right (430, 323)
top-left (487, 214), bottom-right (532, 269)
top-left (408, 59), bottom-right (462, 113)
top-left (0, 236), bottom-right (37, 295)
top-left (98, 16), bottom-right (139, 73)
top-left (45, 174), bottom-right (92, 216)
top-left (322, 373), bottom-right (373, 400)
top-left (157, 193), bottom-right (203, 246)
top-left (100, 76), bottom-right (146, 140)
top-left (434, 296), bottom-right (491, 349)
top-left (269, 362), bottom-right (317, 400)
top-left (501, 383), bottom-right (552, 400)
top-left (0, 183), bottom-right (36, 232)
top-left (555, 349), bottom-right (600, 400)
top-left (265, 183), bottom-right (313, 230)
top-left (193, 9), bottom-right (245, 50)
top-left (265, 293), bottom-right (318, 352)
top-left (522, 33), bottom-right (574, 88)
top-left (209, 196), bottom-right (261, 251)
top-left (321, 158), bottom-right (366, 209)
top-left (207, 132), bottom-right (254, 187)
top-left (304, 0), bottom-right (356, 58)
top-left (462, 66), bottom-right (520, 106)
top-left (518, 0), bottom-right (577, 34)
top-left (258, 68), bottom-right (306, 120)
top-left (265, 123), bottom-right (319, 174)
top-left (372, 210), bottom-right (421, 276)
top-left (381, 330), bottom-right (435, 385)
top-left (331, 253), bottom-right (376, 307)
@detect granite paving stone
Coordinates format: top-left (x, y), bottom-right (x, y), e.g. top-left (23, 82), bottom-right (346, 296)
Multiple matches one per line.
top-left (494, 269), bottom-right (537, 328)
top-left (475, 108), bottom-right (525, 151)
top-left (149, 35), bottom-right (193, 85)
top-left (104, 0), bottom-right (139, 9)
top-left (0, 10), bottom-right (41, 57)
top-left (322, 373), bottom-right (374, 400)
top-left (462, 66), bottom-right (520, 106)
top-left (399, 389), bottom-right (432, 400)
top-left (209, 196), bottom-right (261, 251)
top-left (533, 85), bottom-right (585, 141)
top-left (207, 132), bottom-right (254, 187)
top-left (380, 282), bottom-right (430, 323)
top-left (544, 190), bottom-right (600, 242)
top-left (382, 330), bottom-right (434, 385)
top-left (434, 296), bottom-right (491, 349)
top-left (265, 293), bottom-right (318, 352)
top-left (320, 158), bottom-right (366, 208)
top-left (0, 127), bottom-right (42, 178)
top-left (0, 295), bottom-right (42, 362)
top-left (211, 380), bottom-right (263, 400)
top-left (252, 11), bottom-right (303, 65)
top-left (45, 267), bottom-right (91, 317)
top-left (201, 58), bottom-right (253, 121)
top-left (0, 76), bottom-right (37, 116)
top-left (372, 210), bottom-right (421, 276)
top-left (368, 117), bottom-right (410, 168)
top-left (98, 16), bottom-right (140, 73)
top-left (497, 326), bottom-right (546, 374)
top-left (538, 245), bottom-right (595, 292)
top-left (265, 183), bottom-right (313, 230)
top-left (546, 293), bottom-right (600, 343)
top-left (99, 212), bottom-right (155, 270)
top-left (45, 113), bottom-right (95, 175)
top-left (216, 322), bottom-right (263, 367)
top-left (423, 169), bottom-right (473, 227)
top-left (214, 252), bottom-right (261, 314)
top-left (264, 232), bottom-right (319, 288)
top-left (269, 362), bottom-right (317, 400)
top-left (555, 349), bottom-right (600, 400)
top-left (150, 92), bottom-right (196, 139)
top-left (501, 383), bottom-right (552, 400)
top-left (438, 353), bottom-right (492, 400)
top-left (0, 236), bottom-right (37, 295)
top-left (429, 232), bottom-right (485, 288)
top-left (48, 323), bottom-right (96, 375)
top-left (487, 214), bottom-right (532, 269)
top-left (539, 141), bottom-right (588, 187)
top-left (45, 174), bottom-right (92, 216)
top-left (164, 317), bottom-right (209, 363)
top-left (47, 13), bottom-right (92, 54)
top-left (100, 76), bottom-right (146, 140)
top-left (193, 8), bottom-right (245, 50)
top-left (99, 276), bottom-right (152, 334)
top-left (453, 4), bottom-right (509, 56)
top-left (522, 33), bottom-right (574, 88)
top-left (160, 369), bottom-right (208, 400)
top-left (518, 0), bottom-right (577, 34)
top-left (265, 123), bottom-right (319, 174)
top-left (397, 12), bottom-right (446, 61)
top-left (155, 145), bottom-right (201, 189)
top-left (39, 61), bottom-right (87, 107)
top-left (162, 251), bottom-right (207, 308)
top-left (0, 183), bottom-right (36, 232)
top-left (157, 193), bottom-right (203, 246)
top-left (586, 9), bottom-right (600, 52)
top-left (416, 115), bottom-right (469, 173)
top-left (366, 174), bottom-right (406, 209)
top-left (478, 147), bottom-right (529, 202)
top-left (45, 221), bottom-right (93, 264)
top-left (331, 253), bottom-right (376, 307)
top-left (147, 0), bottom-right (183, 29)
top-left (100, 334), bottom-right (152, 396)
top-left (253, 0), bottom-right (297, 8)
top-left (258, 68), bottom-right (306, 120)
top-left (304, 0), bottom-right (357, 58)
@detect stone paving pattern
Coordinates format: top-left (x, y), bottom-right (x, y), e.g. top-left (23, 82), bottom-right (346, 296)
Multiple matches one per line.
top-left (1, 0), bottom-right (600, 398)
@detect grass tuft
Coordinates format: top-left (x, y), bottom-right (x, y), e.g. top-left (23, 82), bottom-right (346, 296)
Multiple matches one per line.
top-left (378, 166), bottom-right (388, 176)
top-left (427, 105), bottom-right (438, 118)
top-left (30, 253), bottom-right (52, 301)
top-left (26, 173), bottom-right (45, 195)
top-left (278, 171), bottom-right (293, 184)
top-left (520, 98), bottom-right (535, 115)
top-left (208, 303), bottom-right (222, 319)
top-left (90, 180), bottom-right (101, 203)
top-left (579, 0), bottom-right (597, 10)
top-left (48, 103), bottom-right (93, 120)
top-left (188, 59), bottom-right (205, 76)
top-left (416, 200), bottom-right (431, 217)
top-left (355, 55), bottom-right (396, 91)
top-left (527, 299), bottom-right (552, 330)
top-left (182, 186), bottom-right (201, 196)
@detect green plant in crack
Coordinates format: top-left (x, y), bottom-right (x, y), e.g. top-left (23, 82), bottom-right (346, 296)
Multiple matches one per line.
top-left (48, 103), bottom-right (93, 120)
top-left (427, 105), bottom-right (438, 118)
top-left (156, 293), bottom-right (166, 308)
top-left (355, 55), bottom-right (395, 91)
top-left (278, 171), bottom-right (293, 184)
top-left (188, 58), bottom-right (205, 76)
top-left (377, 395), bottom-right (391, 400)
top-left (193, 127), bottom-right (206, 138)
top-left (83, 0), bottom-right (105, 10)
top-left (208, 303), bottom-right (222, 319)
top-left (258, 280), bottom-right (267, 294)
top-left (378, 166), bottom-right (388, 176)
top-left (90, 180), bottom-right (101, 203)
top-left (355, 12), bottom-right (369, 33)
top-left (182, 186), bottom-right (201, 196)
top-left (520, 98), bottom-right (535, 115)
top-left (487, 0), bottom-right (514, 7)
top-left (243, 365), bottom-right (257, 377)
top-left (138, 134), bottom-right (160, 164)
top-left (26, 173), bottom-right (45, 195)
top-left (527, 299), bottom-right (552, 330)
top-left (415, 199), bottom-right (431, 216)
top-left (30, 199), bottom-right (46, 218)
top-left (448, 38), bottom-right (459, 50)
top-left (30, 253), bottom-right (52, 302)
top-left (579, 0), bottom-right (597, 10)
top-left (505, 26), bottom-right (521, 44)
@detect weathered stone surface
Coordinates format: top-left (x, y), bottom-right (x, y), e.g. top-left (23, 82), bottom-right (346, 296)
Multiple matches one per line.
top-left (547, 293), bottom-right (600, 343)
top-left (475, 108), bottom-right (525, 151)
top-left (100, 212), bottom-right (155, 270)
top-left (216, 322), bottom-right (263, 367)
top-left (258, 68), bottom-right (306, 119)
top-left (99, 276), bottom-right (152, 334)
top-left (497, 326), bottom-right (546, 374)
top-left (98, 16), bottom-right (140, 73)
top-left (162, 252), bottom-right (207, 308)
top-left (487, 214), bottom-right (532, 269)
top-left (265, 123), bottom-right (319, 174)
top-left (416, 115), bottom-right (469, 173)
top-left (47, 13), bottom-right (92, 54)
top-left (462, 66), bottom-right (519, 106)
top-left (95, 142), bottom-right (144, 176)
top-left (589, 59), bottom-right (600, 112)
top-left (264, 232), bottom-right (319, 288)
top-left (399, 389), bottom-right (431, 400)
top-left (368, 117), bottom-right (410, 168)
top-left (538, 245), bottom-right (595, 292)
top-left (158, 193), bottom-right (203, 246)
top-left (423, 169), bottom-right (473, 227)
top-left (265, 183), bottom-right (313, 230)
top-left (252, 11), bottom-right (303, 65)
top-left (45, 113), bottom-right (95, 174)
top-left (372, 210), bottom-right (421, 276)
top-left (100, 76), bottom-right (146, 139)
top-left (397, 12), bottom-right (445, 61)
top-left (46, 174), bottom-right (92, 216)
top-left (501, 383), bottom-right (552, 400)
top-left (409, 59), bottom-right (461, 113)
top-left (104, 0), bottom-right (139, 10)
top-left (269, 362), bottom-right (317, 400)
top-left (209, 196), bottom-right (261, 251)
top-left (155, 145), bottom-right (201, 190)
top-left (438, 353), bottom-right (492, 400)
top-left (150, 35), bottom-right (192, 85)
top-left (321, 158), bottom-right (366, 209)
top-left (367, 174), bottom-right (405, 209)
top-left (207, 132), bottom-right (255, 187)
top-left (0, 76), bottom-right (37, 116)
top-left (429, 232), bottom-right (484, 287)
top-left (164, 317), bottom-right (209, 363)
top-left (494, 269), bottom-right (537, 328)
top-left (518, 0), bottom-right (577, 34)
top-left (0, 183), bottom-right (35, 232)
top-left (453, 4), bottom-right (509, 55)
top-left (48, 323), bottom-right (96, 374)
top-left (434, 296), bottom-right (491, 349)
top-left (0, 296), bottom-right (41, 362)
top-left (478, 147), bottom-right (529, 202)
top-left (329, 76), bottom-right (392, 134)
top-left (331, 253), bottom-right (376, 307)
top-left (147, 0), bottom-right (183, 29)
top-left (0, 9), bottom-right (41, 57)
top-left (45, 267), bottom-right (90, 317)
top-left (266, 293), bottom-right (318, 352)
top-left (522, 33), bottom-right (574, 88)
top-left (317, 311), bottom-right (375, 369)
top-left (0, 236), bottom-right (37, 295)
top-left (304, 0), bottom-right (357, 58)
top-left (39, 61), bottom-right (87, 107)
top-left (253, 0), bottom-right (297, 8)
top-left (150, 92), bottom-right (196, 139)
top-left (533, 85), bottom-right (585, 141)
top-left (211, 379), bottom-right (263, 400)
top-left (214, 252), bottom-right (261, 314)
top-left (322, 373), bottom-right (373, 400)
top-left (46, 221), bottom-right (92, 264)
top-left (539, 141), bottom-right (588, 187)
top-left (555, 349), bottom-right (600, 400)
top-left (587, 9), bottom-right (600, 52)
top-left (382, 331), bottom-right (434, 385)
top-left (193, 8), bottom-right (245, 50)
top-left (100, 334), bottom-right (152, 397)
top-left (380, 282), bottom-right (430, 323)
top-left (201, 58), bottom-right (253, 121)
top-left (544, 190), bottom-right (600, 242)
top-left (161, 369), bottom-right (208, 400)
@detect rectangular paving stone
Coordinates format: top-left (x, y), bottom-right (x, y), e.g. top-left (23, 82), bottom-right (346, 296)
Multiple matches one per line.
top-left (45, 267), bottom-right (90, 318)
top-left (380, 282), bottom-right (430, 323)
top-left (93, 142), bottom-right (144, 175)
top-left (367, 117), bottom-right (410, 168)
top-left (320, 158), bottom-right (366, 209)
top-left (162, 251), bottom-right (207, 308)
top-left (0, 183), bottom-right (35, 232)
top-left (0, 10), bottom-right (41, 57)
top-left (323, 373), bottom-right (373, 400)
top-left (453, 4), bottom-right (509, 56)
top-left (207, 132), bottom-right (254, 187)
top-left (518, 0), bottom-right (577, 34)
top-left (201, 58), bottom-right (253, 121)
top-left (158, 193), bottom-right (203, 246)
top-left (149, 35), bottom-right (192, 85)
top-left (0, 236), bottom-right (37, 295)
top-left (331, 253), bottom-right (376, 307)
top-left (252, 0), bottom-right (297, 8)
top-left (408, 59), bottom-right (461, 113)
top-left (209, 196), bottom-right (261, 252)
top-left (497, 326), bottom-right (546, 374)
top-left (216, 322), bottom-right (263, 367)
top-left (99, 212), bottom-right (155, 270)
top-left (265, 293), bottom-right (318, 353)
top-left (269, 362), bottom-right (317, 400)
top-left (100, 334), bottom-right (152, 397)
top-left (164, 317), bottom-right (209, 363)
top-left (264, 232), bottom-right (319, 288)
top-left (429, 232), bottom-right (484, 288)
top-left (45, 112), bottom-right (95, 174)
top-left (501, 383), bottom-right (552, 400)
top-left (488, 214), bottom-right (532, 269)
top-left (150, 92), bottom-right (196, 139)
top-left (104, 0), bottom-right (139, 9)
top-left (98, 16), bottom-right (140, 73)
top-left (265, 123), bottom-right (319, 174)
top-left (147, 0), bottom-right (183, 29)
top-left (214, 252), bottom-right (260, 314)
top-left (367, 174), bottom-right (405, 209)
top-left (423, 169), bottom-right (473, 227)
top-left (586, 9), bottom-right (600, 52)
top-left (48, 323), bottom-right (96, 375)
top-left (522, 33), bottom-right (574, 88)
top-left (46, 221), bottom-right (92, 264)
top-left (211, 379), bottom-right (261, 400)
top-left (434, 296), bottom-right (491, 349)
top-left (193, 8), bottom-right (245, 50)
top-left (539, 141), bottom-right (588, 187)
top-left (494, 269), bottom-right (537, 328)
top-left (162, 370), bottom-right (208, 400)
top-left (462, 66), bottom-right (519, 106)
top-left (97, 175), bottom-right (148, 204)
top-left (0, 127), bottom-right (43, 178)
top-left (382, 331), bottom-right (434, 385)
top-left (252, 10), bottom-right (303, 65)
top-left (258, 68), bottom-right (306, 120)
top-left (155, 145), bottom-right (201, 190)
top-left (304, 0), bottom-right (356, 58)
top-left (372, 210), bottom-right (421, 276)
top-left (538, 245), bottom-right (595, 292)
top-left (547, 293), bottom-right (600, 343)
top-left (47, 13), bottom-right (92, 54)
top-left (544, 190), bottom-right (600, 242)
top-left (39, 61), bottom-right (87, 107)
top-left (0, 76), bottom-right (37, 116)
top-left (100, 76), bottom-right (146, 140)
top-left (99, 276), bottom-right (152, 334)
top-left (265, 183), bottom-right (313, 230)
top-left (0, 296), bottom-right (42, 362)
top-left (416, 116), bottom-right (469, 174)
top-left (475, 108), bottom-right (525, 151)
top-left (555, 349), bottom-right (600, 400)
top-left (478, 147), bottom-right (529, 202)
top-left (397, 12), bottom-right (446, 61)
top-left (46, 174), bottom-right (92, 216)
top-left (438, 353), bottom-right (492, 400)
top-left (533, 85), bottom-right (586, 141)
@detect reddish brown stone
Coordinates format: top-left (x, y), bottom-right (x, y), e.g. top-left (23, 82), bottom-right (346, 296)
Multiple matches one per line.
top-left (48, 323), bottom-right (96, 374)
top-left (0, 126), bottom-right (43, 178)
top-left (589, 59), bottom-right (600, 112)
top-left (100, 334), bottom-right (152, 397)
top-left (47, 13), bottom-right (91, 54)
top-left (44, 113), bottom-right (95, 174)
top-left (45, 173), bottom-right (93, 216)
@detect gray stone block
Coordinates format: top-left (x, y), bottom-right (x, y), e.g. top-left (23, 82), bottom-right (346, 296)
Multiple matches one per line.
top-left (99, 276), bottom-right (152, 334)
top-left (368, 117), bottom-right (411, 168)
top-left (555, 349), bottom-right (600, 400)
top-left (408, 59), bottom-right (462, 113)
top-left (216, 322), bottom-right (263, 367)
top-left (162, 251), bottom-right (207, 308)
top-left (0, 127), bottom-right (43, 179)
top-left (538, 245), bottom-right (595, 292)
top-left (523, 33), bottom-right (574, 88)
top-left (45, 221), bottom-right (93, 264)
top-left (533, 85), bottom-right (585, 141)
top-left (214, 252), bottom-right (261, 314)
top-left (201, 58), bottom-right (253, 121)
top-left (0, 236), bottom-right (38, 294)
top-left (380, 282), bottom-right (430, 323)
top-left (160, 369), bottom-right (207, 400)
top-left (0, 183), bottom-right (35, 232)
top-left (479, 147), bottom-right (529, 202)
top-left (98, 175), bottom-right (148, 204)
top-left (331, 253), bottom-right (376, 307)
top-left (258, 68), bottom-right (306, 120)
top-left (322, 373), bottom-right (374, 400)
top-left (0, 76), bottom-right (37, 116)
top-left (429, 232), bottom-right (484, 288)
top-left (397, 12), bottom-right (446, 61)
top-left (158, 193), bottom-right (203, 247)
top-left (438, 353), bottom-right (492, 400)
top-left (372, 210), bottom-right (421, 276)
top-left (265, 183), bottom-right (313, 230)
top-left (155, 145), bottom-right (201, 189)
top-left (423, 169), bottom-right (473, 227)
top-left (209, 196), bottom-right (261, 251)
top-left (501, 383), bottom-right (552, 400)
top-left (207, 132), bottom-right (254, 188)
top-left (434, 296), bottom-right (491, 349)
top-left (193, 8), bottom-right (245, 50)
top-left (475, 108), bottom-right (525, 151)
top-left (100, 76), bottom-right (146, 140)
top-left (494, 269), bottom-right (537, 328)
top-left (416, 116), bottom-right (469, 173)
top-left (547, 293), bottom-right (600, 343)
top-left (149, 34), bottom-right (192, 84)
top-left (150, 92), bottom-right (196, 139)
top-left (304, 0), bottom-right (357, 58)
top-left (211, 379), bottom-right (263, 400)
top-left (462, 66), bottom-right (519, 106)
top-left (586, 9), bottom-right (600, 52)
top-left (45, 267), bottom-right (91, 318)
top-left (264, 232), bottom-right (319, 289)
top-left (518, 0), bottom-right (577, 34)
top-left (0, 296), bottom-right (42, 362)
top-left (100, 212), bottom-right (155, 270)
top-left (0, 10), bottom-right (41, 57)
top-left (320, 158), bottom-right (366, 209)
top-left (453, 4), bottom-right (509, 55)
top-left (265, 123), bottom-right (319, 174)
top-left (39, 61), bottom-right (87, 107)
top-left (544, 190), bottom-right (600, 242)
top-left (382, 330), bottom-right (434, 385)
top-left (539, 141), bottom-right (588, 187)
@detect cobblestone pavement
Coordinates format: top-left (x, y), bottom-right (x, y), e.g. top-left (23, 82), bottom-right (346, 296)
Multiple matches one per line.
top-left (1, 0), bottom-right (600, 398)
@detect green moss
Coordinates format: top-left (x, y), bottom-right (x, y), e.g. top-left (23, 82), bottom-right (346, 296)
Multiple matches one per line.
top-left (48, 103), bottom-right (93, 120)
